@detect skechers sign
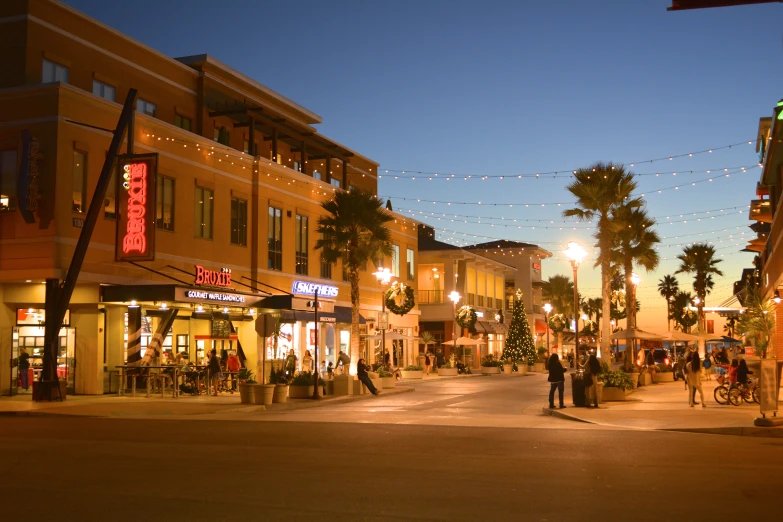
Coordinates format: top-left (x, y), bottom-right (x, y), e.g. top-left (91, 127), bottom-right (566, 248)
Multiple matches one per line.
top-left (292, 281), bottom-right (339, 299)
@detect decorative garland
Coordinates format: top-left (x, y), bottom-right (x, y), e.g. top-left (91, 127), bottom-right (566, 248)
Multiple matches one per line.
top-left (548, 313), bottom-right (566, 333)
top-left (385, 282), bottom-right (415, 316)
top-left (456, 305), bottom-right (478, 329)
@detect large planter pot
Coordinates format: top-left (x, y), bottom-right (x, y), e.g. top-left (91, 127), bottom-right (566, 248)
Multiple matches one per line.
top-left (602, 386), bottom-right (632, 402)
top-left (254, 384), bottom-right (274, 405)
top-left (273, 384), bottom-right (289, 403)
top-left (401, 370), bottom-right (424, 380)
top-left (381, 377), bottom-right (397, 389)
top-left (639, 372), bottom-right (652, 387)
top-left (657, 372), bottom-right (674, 382)
top-left (481, 366), bottom-right (501, 375)
top-left (438, 368), bottom-right (458, 376)
top-left (289, 385), bottom-right (314, 399)
top-left (527, 364), bottom-right (536, 373)
top-left (534, 362), bottom-right (545, 373)
top-left (628, 373), bottom-right (640, 389)
top-left (238, 383), bottom-right (254, 404)
top-left (502, 365), bottom-right (514, 375)
top-left (517, 364), bottom-right (528, 375)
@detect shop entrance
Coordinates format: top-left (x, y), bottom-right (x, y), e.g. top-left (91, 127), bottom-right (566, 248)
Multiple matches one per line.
top-left (10, 325), bottom-right (76, 396)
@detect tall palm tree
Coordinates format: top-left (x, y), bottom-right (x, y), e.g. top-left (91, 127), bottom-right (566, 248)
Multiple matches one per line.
top-left (316, 189), bottom-right (393, 369)
top-left (676, 243), bottom-right (724, 332)
top-left (723, 317), bottom-right (737, 339)
top-left (670, 291), bottom-right (697, 332)
top-left (542, 274), bottom-right (574, 318)
top-left (564, 162), bottom-right (641, 362)
top-left (657, 275), bottom-right (679, 331)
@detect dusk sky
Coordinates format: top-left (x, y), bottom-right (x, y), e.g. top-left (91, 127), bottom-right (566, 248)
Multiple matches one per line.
top-left (64, 0), bottom-right (783, 331)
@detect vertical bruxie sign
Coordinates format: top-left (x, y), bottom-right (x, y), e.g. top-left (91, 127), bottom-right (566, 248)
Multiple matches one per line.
top-left (115, 153), bottom-right (157, 262)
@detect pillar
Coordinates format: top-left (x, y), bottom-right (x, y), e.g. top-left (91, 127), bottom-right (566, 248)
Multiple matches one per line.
top-left (71, 305), bottom-right (101, 395)
top-left (773, 305), bottom-right (783, 359)
top-left (0, 287), bottom-right (13, 396)
top-left (105, 305), bottom-right (126, 379)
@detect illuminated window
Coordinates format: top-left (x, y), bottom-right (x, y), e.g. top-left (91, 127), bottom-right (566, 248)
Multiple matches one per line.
top-left (136, 98), bottom-right (156, 117)
top-left (330, 178), bottom-right (341, 189)
top-left (72, 150), bottom-right (87, 213)
top-left (174, 114), bottom-right (192, 132)
top-left (295, 215), bottom-right (308, 275)
top-left (92, 80), bottom-right (115, 102)
top-left (231, 197), bottom-right (247, 246)
top-left (313, 171), bottom-right (322, 181)
top-left (42, 59), bottom-right (68, 83)
top-left (156, 176), bottom-right (175, 231)
top-left (0, 149), bottom-right (18, 212)
top-left (391, 245), bottom-right (400, 277)
top-left (194, 186), bottom-right (213, 239)
top-left (407, 248), bottom-right (415, 281)
top-left (268, 206), bottom-right (282, 270)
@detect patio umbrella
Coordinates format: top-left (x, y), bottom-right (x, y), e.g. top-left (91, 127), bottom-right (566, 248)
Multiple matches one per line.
top-left (658, 330), bottom-right (702, 342)
top-left (610, 328), bottom-right (664, 341)
top-left (361, 332), bottom-right (418, 341)
top-left (441, 337), bottom-right (487, 346)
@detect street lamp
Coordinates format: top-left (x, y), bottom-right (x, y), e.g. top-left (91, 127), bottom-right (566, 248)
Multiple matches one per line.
top-left (563, 242), bottom-right (587, 364)
top-left (543, 303), bottom-right (552, 354)
top-left (667, 295), bottom-right (674, 332)
top-left (374, 267), bottom-right (392, 366)
top-left (449, 291), bottom-right (461, 363)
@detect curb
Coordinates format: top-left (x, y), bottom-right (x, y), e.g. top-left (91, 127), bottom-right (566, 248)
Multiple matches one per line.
top-left (541, 407), bottom-right (596, 424)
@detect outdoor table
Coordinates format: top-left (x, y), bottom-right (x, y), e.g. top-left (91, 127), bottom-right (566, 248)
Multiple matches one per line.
top-left (115, 365), bottom-right (182, 399)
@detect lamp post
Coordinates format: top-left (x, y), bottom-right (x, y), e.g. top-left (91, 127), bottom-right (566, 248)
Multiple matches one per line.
top-left (449, 291), bottom-right (461, 363)
top-left (374, 267), bottom-right (392, 367)
top-left (543, 303), bottom-right (552, 355)
top-left (667, 296), bottom-right (674, 331)
top-left (629, 272), bottom-right (641, 362)
top-left (563, 242), bottom-right (587, 363)
top-left (610, 319), bottom-right (616, 358)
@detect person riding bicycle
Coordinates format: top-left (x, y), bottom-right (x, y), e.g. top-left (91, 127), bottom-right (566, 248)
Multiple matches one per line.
top-left (727, 359), bottom-right (739, 390)
top-left (737, 359), bottom-right (753, 389)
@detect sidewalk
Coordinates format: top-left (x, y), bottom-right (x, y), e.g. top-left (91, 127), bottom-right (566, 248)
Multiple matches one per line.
top-left (0, 386), bottom-right (413, 418)
top-left (544, 377), bottom-right (783, 437)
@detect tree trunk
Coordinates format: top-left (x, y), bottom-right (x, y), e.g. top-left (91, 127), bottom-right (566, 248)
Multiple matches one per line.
top-left (600, 249), bottom-right (613, 364)
top-left (624, 259), bottom-right (635, 370)
top-left (349, 267), bottom-right (361, 376)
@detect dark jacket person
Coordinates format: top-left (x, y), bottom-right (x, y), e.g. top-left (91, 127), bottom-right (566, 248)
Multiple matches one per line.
top-left (547, 354), bottom-right (567, 409)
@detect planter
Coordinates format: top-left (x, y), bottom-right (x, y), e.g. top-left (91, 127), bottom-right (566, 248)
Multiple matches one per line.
top-left (381, 377), bottom-right (397, 389)
top-left (289, 385), bottom-right (314, 399)
top-left (628, 373), bottom-right (640, 389)
top-left (517, 364), bottom-right (528, 375)
top-left (657, 372), bottom-right (674, 382)
top-left (438, 368), bottom-right (458, 376)
top-left (502, 365), bottom-right (514, 375)
top-left (601, 386), bottom-right (632, 402)
top-left (253, 384), bottom-right (275, 405)
top-left (238, 383), bottom-right (254, 404)
top-left (534, 362), bottom-right (545, 373)
top-left (481, 366), bottom-right (501, 375)
top-left (639, 373), bottom-right (652, 387)
top-left (401, 370), bottom-right (424, 380)
top-left (273, 384), bottom-right (289, 403)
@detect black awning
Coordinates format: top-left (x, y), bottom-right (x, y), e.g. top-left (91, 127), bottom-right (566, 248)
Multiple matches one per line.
top-left (279, 306), bottom-right (365, 325)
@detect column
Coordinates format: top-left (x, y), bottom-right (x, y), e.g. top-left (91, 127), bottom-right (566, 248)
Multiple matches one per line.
top-left (105, 305), bottom-right (126, 390)
top-left (0, 287), bottom-right (13, 396)
top-left (71, 305), bottom-right (101, 395)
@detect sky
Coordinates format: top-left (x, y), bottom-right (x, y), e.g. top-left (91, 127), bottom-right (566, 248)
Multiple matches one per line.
top-left (64, 0), bottom-right (783, 333)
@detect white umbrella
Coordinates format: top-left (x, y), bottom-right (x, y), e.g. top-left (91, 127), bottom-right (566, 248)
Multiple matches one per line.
top-left (658, 330), bottom-right (702, 342)
top-left (362, 332), bottom-right (418, 340)
top-left (610, 328), bottom-right (664, 341)
top-left (442, 337), bottom-right (487, 346)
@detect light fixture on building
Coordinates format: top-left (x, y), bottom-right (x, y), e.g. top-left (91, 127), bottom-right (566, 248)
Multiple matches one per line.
top-left (223, 307), bottom-right (229, 313)
top-left (129, 300), bottom-right (139, 308)
top-left (775, 291), bottom-right (781, 304)
top-left (197, 305), bottom-right (204, 312)
top-left (160, 302), bottom-right (168, 310)
top-left (249, 308), bottom-right (256, 315)
top-left (25, 280), bottom-right (32, 283)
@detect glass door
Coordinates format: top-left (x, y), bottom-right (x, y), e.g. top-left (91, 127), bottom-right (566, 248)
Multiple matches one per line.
top-left (9, 330), bottom-right (19, 396)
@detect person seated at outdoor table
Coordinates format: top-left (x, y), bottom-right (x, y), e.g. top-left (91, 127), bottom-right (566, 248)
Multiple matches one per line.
top-left (356, 358), bottom-right (381, 395)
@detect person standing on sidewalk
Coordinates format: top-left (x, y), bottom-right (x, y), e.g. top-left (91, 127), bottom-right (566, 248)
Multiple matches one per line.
top-left (583, 353), bottom-right (601, 408)
top-left (18, 347), bottom-right (30, 391)
top-left (687, 351), bottom-right (706, 408)
top-left (547, 353), bottom-right (567, 409)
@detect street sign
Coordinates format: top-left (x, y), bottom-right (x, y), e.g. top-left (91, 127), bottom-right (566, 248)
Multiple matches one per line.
top-left (378, 311), bottom-right (388, 330)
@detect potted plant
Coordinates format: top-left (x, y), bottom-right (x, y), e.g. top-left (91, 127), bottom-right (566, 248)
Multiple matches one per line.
top-left (289, 371), bottom-right (314, 398)
top-left (377, 367), bottom-right (396, 389)
top-left (401, 364), bottom-right (424, 379)
top-left (502, 358), bottom-right (514, 375)
top-left (480, 354), bottom-right (502, 375)
top-left (534, 347), bottom-right (547, 373)
top-left (438, 356), bottom-right (458, 376)
top-left (656, 363), bottom-right (674, 382)
top-left (516, 358), bottom-right (528, 375)
top-left (237, 368), bottom-right (255, 405)
top-left (269, 367), bottom-right (290, 403)
top-left (598, 369), bottom-right (634, 401)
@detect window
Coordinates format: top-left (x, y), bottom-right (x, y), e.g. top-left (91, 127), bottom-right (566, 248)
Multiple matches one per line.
top-left (231, 197), bottom-right (247, 246)
top-left (42, 59), bottom-right (69, 83)
top-left (72, 150), bottom-right (87, 213)
top-left (268, 206), bottom-right (282, 270)
top-left (174, 114), bottom-right (192, 132)
top-left (176, 334), bottom-right (189, 354)
top-left (320, 255), bottom-right (332, 279)
top-left (213, 126), bottom-right (229, 146)
top-left (407, 248), bottom-right (415, 281)
top-left (194, 186), bottom-right (213, 239)
top-left (295, 215), bottom-right (308, 275)
top-left (156, 176), bottom-right (175, 231)
top-left (313, 170), bottom-right (322, 181)
top-left (330, 178), bottom-right (341, 189)
top-left (391, 245), bottom-right (400, 277)
top-left (0, 150), bottom-right (18, 212)
top-left (136, 98), bottom-right (156, 117)
top-left (92, 80), bottom-right (115, 102)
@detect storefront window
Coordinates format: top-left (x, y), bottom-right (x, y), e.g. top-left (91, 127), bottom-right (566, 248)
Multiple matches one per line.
top-left (194, 186), bottom-right (213, 239)
top-left (268, 206), bottom-right (282, 270)
top-left (156, 176), bottom-right (175, 231)
top-left (231, 197), bottom-right (247, 246)
top-left (295, 214), bottom-right (308, 274)
top-left (407, 248), bottom-right (414, 281)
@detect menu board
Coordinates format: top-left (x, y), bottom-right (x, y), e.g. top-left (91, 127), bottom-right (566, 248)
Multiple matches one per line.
top-left (759, 359), bottom-right (779, 416)
top-left (211, 318), bottom-right (231, 339)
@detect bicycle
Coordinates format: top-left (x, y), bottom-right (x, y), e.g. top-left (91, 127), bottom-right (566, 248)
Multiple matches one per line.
top-left (735, 376), bottom-right (760, 405)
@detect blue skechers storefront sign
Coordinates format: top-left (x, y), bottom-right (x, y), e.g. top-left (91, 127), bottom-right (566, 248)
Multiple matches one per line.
top-left (291, 280), bottom-right (339, 298)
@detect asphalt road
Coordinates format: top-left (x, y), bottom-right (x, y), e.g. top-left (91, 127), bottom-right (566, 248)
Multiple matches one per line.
top-left (2, 376), bottom-right (782, 521)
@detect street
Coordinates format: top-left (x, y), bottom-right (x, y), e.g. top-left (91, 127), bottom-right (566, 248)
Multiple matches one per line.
top-left (2, 376), bottom-right (781, 521)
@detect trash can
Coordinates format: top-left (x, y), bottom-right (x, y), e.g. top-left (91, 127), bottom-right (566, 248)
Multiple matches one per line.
top-left (571, 371), bottom-right (586, 407)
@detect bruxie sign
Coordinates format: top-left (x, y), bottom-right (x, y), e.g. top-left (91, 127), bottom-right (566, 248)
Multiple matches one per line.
top-left (115, 153), bottom-right (157, 262)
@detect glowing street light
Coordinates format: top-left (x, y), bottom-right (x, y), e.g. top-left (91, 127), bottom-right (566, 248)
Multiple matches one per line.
top-left (449, 291), bottom-right (462, 364)
top-left (374, 267), bottom-right (393, 365)
top-left (563, 242), bottom-right (587, 365)
top-left (543, 303), bottom-right (553, 352)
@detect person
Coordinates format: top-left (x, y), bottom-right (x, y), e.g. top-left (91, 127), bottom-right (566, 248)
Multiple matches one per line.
top-left (383, 350), bottom-right (391, 367)
top-left (436, 348), bottom-right (444, 369)
top-left (547, 353), bottom-right (567, 409)
top-left (645, 349), bottom-right (657, 384)
top-left (424, 352), bottom-right (432, 375)
top-left (583, 353), bottom-right (601, 408)
top-left (285, 349), bottom-right (298, 376)
top-left (226, 351), bottom-right (241, 390)
top-left (18, 347), bottom-right (30, 391)
top-left (319, 360), bottom-right (327, 378)
top-left (566, 349), bottom-right (575, 369)
top-left (335, 350), bottom-right (351, 375)
top-left (687, 350), bottom-right (706, 408)
top-left (327, 361), bottom-right (334, 378)
top-left (702, 351), bottom-right (712, 381)
top-left (302, 350), bottom-right (314, 373)
top-left (356, 358), bottom-right (381, 395)
top-left (206, 348), bottom-right (222, 396)
top-left (737, 358), bottom-right (752, 389)
top-left (728, 359), bottom-right (739, 390)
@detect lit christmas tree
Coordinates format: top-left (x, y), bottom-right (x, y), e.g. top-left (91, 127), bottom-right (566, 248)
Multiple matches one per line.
top-left (502, 289), bottom-right (537, 363)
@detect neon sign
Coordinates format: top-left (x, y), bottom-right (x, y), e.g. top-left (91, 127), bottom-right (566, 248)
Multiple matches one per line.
top-left (292, 280), bottom-right (339, 298)
top-left (115, 154), bottom-right (157, 262)
top-left (194, 265), bottom-right (232, 288)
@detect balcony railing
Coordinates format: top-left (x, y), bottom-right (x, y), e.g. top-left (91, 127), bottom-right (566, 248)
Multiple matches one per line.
top-left (531, 304), bottom-right (541, 314)
top-left (418, 290), bottom-right (444, 304)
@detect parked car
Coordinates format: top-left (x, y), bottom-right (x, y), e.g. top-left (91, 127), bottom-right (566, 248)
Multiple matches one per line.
top-left (639, 348), bottom-right (672, 368)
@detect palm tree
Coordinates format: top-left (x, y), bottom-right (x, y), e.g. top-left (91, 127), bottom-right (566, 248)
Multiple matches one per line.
top-left (542, 274), bottom-right (574, 318)
top-left (723, 316), bottom-right (737, 339)
top-left (735, 287), bottom-right (774, 357)
top-left (670, 291), bottom-right (697, 332)
top-left (657, 275), bottom-right (679, 331)
top-left (564, 163), bottom-right (641, 362)
top-left (676, 243), bottom-right (724, 332)
top-left (316, 189), bottom-right (393, 369)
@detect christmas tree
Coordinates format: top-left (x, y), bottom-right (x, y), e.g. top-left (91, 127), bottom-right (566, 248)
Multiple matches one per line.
top-left (502, 290), bottom-right (537, 363)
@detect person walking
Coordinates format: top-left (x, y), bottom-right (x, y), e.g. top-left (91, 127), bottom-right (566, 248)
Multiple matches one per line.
top-left (18, 347), bottom-right (30, 391)
top-left (424, 352), bottom-right (432, 375)
top-left (583, 353), bottom-right (601, 408)
top-left (225, 350), bottom-right (241, 391)
top-left (645, 349), bottom-right (657, 384)
top-left (547, 353), bottom-right (567, 409)
top-left (302, 350), bottom-right (314, 373)
top-left (687, 351), bottom-right (706, 408)
top-left (356, 358), bottom-right (381, 395)
top-left (436, 348), bottom-right (445, 370)
top-left (285, 349), bottom-right (298, 376)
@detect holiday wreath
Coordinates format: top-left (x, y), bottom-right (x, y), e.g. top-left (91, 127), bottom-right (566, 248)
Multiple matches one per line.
top-left (456, 305), bottom-right (478, 329)
top-left (385, 282), bottom-right (415, 315)
top-left (548, 313), bottom-right (566, 333)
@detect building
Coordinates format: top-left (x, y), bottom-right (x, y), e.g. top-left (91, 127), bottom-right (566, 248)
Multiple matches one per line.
top-left (0, 0), bottom-right (419, 396)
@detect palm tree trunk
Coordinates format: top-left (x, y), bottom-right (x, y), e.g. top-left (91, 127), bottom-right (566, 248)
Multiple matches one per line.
top-left (600, 248), bottom-right (612, 364)
top-left (349, 267), bottom-right (361, 375)
top-left (624, 259), bottom-right (635, 370)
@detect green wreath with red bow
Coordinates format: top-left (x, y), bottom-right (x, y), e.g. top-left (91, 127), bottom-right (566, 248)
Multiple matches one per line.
top-left (385, 282), bottom-right (415, 316)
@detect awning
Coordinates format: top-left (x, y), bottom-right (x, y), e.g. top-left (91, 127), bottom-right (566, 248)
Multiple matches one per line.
top-left (279, 306), bottom-right (365, 325)
top-left (535, 319), bottom-right (547, 334)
